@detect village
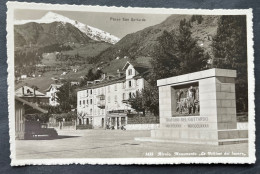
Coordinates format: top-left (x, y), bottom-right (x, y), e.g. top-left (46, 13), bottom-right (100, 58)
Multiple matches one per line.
top-left (11, 9), bottom-right (251, 161)
top-left (14, 60), bottom-right (160, 140)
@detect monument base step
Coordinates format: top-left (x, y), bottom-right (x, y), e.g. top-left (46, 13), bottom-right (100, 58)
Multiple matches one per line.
top-left (218, 138), bottom-right (248, 145)
top-left (135, 137), bottom-right (248, 146)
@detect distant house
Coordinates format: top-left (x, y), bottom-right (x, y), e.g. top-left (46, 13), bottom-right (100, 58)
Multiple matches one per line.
top-left (45, 84), bottom-right (63, 106)
top-left (61, 72), bottom-right (67, 76)
top-left (15, 86), bottom-right (49, 106)
top-left (15, 96), bottom-right (48, 139)
top-left (70, 66), bottom-right (79, 73)
top-left (21, 75), bottom-right (27, 79)
top-left (70, 81), bottom-right (80, 86)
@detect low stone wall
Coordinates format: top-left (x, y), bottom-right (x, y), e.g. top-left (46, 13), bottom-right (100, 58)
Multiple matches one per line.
top-left (125, 124), bottom-right (159, 130)
top-left (127, 115), bottom-right (159, 124)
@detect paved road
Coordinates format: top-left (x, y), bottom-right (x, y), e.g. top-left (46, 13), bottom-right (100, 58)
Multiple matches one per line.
top-left (16, 130), bottom-right (248, 159)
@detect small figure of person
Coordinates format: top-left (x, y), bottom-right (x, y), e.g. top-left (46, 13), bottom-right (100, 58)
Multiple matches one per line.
top-left (187, 86), bottom-right (196, 114)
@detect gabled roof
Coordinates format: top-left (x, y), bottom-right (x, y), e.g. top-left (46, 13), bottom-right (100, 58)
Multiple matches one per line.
top-left (77, 75), bottom-right (126, 91)
top-left (133, 69), bottom-right (151, 81)
top-left (15, 96), bottom-right (48, 113)
top-left (122, 61), bottom-right (132, 71)
top-left (122, 61), bottom-right (151, 74)
top-left (45, 84), bottom-right (63, 92)
top-left (15, 86), bottom-right (46, 97)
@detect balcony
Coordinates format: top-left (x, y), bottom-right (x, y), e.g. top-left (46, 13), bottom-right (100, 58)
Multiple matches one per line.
top-left (97, 94), bottom-right (105, 100)
top-left (122, 98), bottom-right (134, 104)
top-left (97, 100), bottom-right (105, 109)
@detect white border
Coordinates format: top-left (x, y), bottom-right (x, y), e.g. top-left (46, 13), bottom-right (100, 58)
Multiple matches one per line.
top-left (6, 1), bottom-right (255, 166)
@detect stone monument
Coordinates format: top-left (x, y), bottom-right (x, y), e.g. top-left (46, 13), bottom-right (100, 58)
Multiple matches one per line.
top-left (136, 68), bottom-right (248, 145)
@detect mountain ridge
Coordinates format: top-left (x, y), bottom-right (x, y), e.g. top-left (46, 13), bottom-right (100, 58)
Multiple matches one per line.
top-left (14, 12), bottom-right (120, 44)
top-left (95, 15), bottom-right (219, 64)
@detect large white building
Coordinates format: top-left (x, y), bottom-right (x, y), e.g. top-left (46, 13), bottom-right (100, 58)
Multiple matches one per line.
top-left (77, 61), bottom-right (150, 129)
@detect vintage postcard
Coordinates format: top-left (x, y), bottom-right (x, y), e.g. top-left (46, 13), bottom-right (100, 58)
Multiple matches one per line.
top-left (7, 2), bottom-right (255, 165)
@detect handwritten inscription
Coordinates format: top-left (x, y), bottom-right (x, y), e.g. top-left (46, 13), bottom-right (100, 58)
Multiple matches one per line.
top-left (110, 17), bottom-right (146, 22)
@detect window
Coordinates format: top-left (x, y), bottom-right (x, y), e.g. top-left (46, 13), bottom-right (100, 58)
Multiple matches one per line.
top-left (122, 93), bottom-right (125, 100)
top-left (90, 89), bottom-right (92, 95)
top-left (79, 100), bottom-right (81, 106)
top-left (129, 81), bottom-right (132, 88)
top-left (90, 99), bottom-right (93, 104)
top-left (115, 95), bottom-right (117, 102)
top-left (87, 100), bottom-right (89, 104)
top-left (129, 93), bottom-right (132, 99)
top-left (128, 69), bottom-right (132, 75)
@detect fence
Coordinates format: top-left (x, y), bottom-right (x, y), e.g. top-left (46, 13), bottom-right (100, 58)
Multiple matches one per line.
top-left (48, 121), bottom-right (76, 130)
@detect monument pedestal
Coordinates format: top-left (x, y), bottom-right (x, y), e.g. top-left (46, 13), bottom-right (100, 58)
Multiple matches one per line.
top-left (136, 69), bottom-right (248, 145)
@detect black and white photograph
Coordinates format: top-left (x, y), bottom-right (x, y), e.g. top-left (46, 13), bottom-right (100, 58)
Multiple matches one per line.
top-left (6, 2), bottom-right (255, 165)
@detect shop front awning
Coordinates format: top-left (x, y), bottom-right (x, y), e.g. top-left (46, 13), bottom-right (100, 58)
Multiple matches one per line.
top-left (106, 113), bottom-right (127, 117)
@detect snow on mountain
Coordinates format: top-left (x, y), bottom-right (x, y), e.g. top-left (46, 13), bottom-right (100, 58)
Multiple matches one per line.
top-left (14, 12), bottom-right (120, 44)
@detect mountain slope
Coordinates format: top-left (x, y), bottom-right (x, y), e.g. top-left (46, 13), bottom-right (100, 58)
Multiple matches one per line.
top-left (15, 12), bottom-right (120, 44)
top-left (14, 22), bottom-right (93, 47)
top-left (95, 15), bottom-right (219, 63)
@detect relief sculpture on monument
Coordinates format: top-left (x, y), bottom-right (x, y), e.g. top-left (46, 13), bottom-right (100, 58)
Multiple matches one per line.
top-left (174, 83), bottom-right (199, 116)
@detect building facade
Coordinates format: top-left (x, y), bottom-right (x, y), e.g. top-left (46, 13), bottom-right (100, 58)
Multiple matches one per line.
top-left (77, 62), bottom-right (149, 129)
top-left (45, 84), bottom-right (63, 106)
top-left (15, 86), bottom-right (49, 106)
top-left (15, 96), bottom-right (48, 139)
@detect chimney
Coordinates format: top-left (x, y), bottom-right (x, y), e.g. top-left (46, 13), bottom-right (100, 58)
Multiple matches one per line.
top-left (102, 73), bottom-right (106, 80)
top-left (33, 88), bottom-right (36, 96)
top-left (22, 86), bottom-right (24, 96)
top-left (107, 76), bottom-right (111, 80)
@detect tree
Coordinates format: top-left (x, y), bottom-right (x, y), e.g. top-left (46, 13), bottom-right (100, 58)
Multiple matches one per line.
top-left (130, 87), bottom-right (159, 116)
top-left (212, 15), bottom-right (247, 112)
top-left (190, 15), bottom-right (203, 24)
top-left (150, 30), bottom-right (180, 86)
top-left (131, 17), bottom-right (209, 116)
top-left (130, 90), bottom-right (145, 115)
top-left (80, 68), bottom-right (103, 86)
top-left (56, 82), bottom-right (77, 112)
top-left (177, 18), bottom-right (209, 75)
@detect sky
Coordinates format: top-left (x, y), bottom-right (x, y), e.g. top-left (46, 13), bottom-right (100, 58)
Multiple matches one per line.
top-left (14, 9), bottom-right (171, 38)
